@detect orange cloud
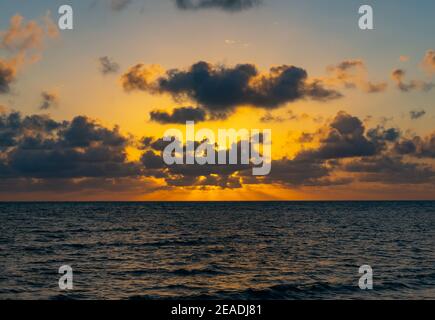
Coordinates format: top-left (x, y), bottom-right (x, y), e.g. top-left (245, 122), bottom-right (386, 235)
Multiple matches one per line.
top-left (0, 13), bottom-right (58, 54)
top-left (391, 68), bottom-right (434, 92)
top-left (0, 13), bottom-right (59, 93)
top-left (422, 49), bottom-right (435, 74)
top-left (399, 55), bottom-right (410, 62)
top-left (120, 64), bottom-right (164, 92)
top-left (324, 59), bottom-right (387, 93)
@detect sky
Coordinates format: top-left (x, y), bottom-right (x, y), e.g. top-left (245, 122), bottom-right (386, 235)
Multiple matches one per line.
top-left (0, 0), bottom-right (434, 200)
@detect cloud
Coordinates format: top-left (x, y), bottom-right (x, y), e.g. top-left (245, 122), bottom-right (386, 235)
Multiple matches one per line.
top-left (121, 63), bottom-right (163, 92)
top-left (399, 55), bottom-right (410, 62)
top-left (175, 0), bottom-right (262, 12)
top-left (138, 132), bottom-right (349, 189)
top-left (150, 107), bottom-right (207, 124)
top-left (1, 109), bottom-right (434, 194)
top-left (121, 61), bottom-right (342, 113)
top-left (111, 0), bottom-right (133, 11)
top-left (260, 112), bottom-right (285, 123)
top-left (325, 59), bottom-right (388, 93)
top-left (298, 132), bottom-right (315, 143)
top-left (344, 156), bottom-right (435, 185)
top-left (0, 13), bottom-right (58, 54)
top-left (0, 177), bottom-right (159, 197)
top-left (0, 58), bottom-right (16, 94)
top-left (409, 109), bottom-right (426, 120)
top-left (257, 158), bottom-right (349, 187)
top-left (260, 110), bottom-right (313, 123)
top-left (139, 137), bottom-right (253, 188)
top-left (98, 56), bottom-right (120, 75)
top-left (295, 112), bottom-right (399, 161)
top-left (391, 69), bottom-right (434, 92)
top-left (39, 91), bottom-right (59, 110)
top-left (292, 112), bottom-right (434, 186)
top-left (422, 49), bottom-right (435, 74)
top-left (0, 14), bottom-right (58, 94)
top-left (394, 132), bottom-right (435, 158)
top-left (0, 112), bottom-right (140, 181)
top-left (92, 0), bottom-right (148, 13)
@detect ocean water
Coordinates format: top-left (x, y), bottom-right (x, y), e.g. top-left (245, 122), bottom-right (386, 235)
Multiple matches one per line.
top-left (0, 201), bottom-right (434, 300)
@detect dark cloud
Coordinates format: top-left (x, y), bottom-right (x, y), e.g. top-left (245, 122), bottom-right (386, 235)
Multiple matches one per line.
top-left (139, 136), bottom-right (257, 188)
top-left (99, 56), bottom-right (120, 75)
top-left (366, 126), bottom-right (400, 144)
top-left (257, 158), bottom-right (351, 187)
top-left (39, 91), bottom-right (59, 110)
top-left (260, 112), bottom-right (285, 123)
top-left (138, 133), bottom-right (353, 189)
top-left (141, 150), bottom-right (167, 170)
top-left (175, 0), bottom-right (261, 12)
top-left (409, 109), bottom-right (426, 120)
top-left (260, 110), bottom-right (313, 123)
top-left (394, 133), bottom-right (435, 158)
top-left (296, 112), bottom-right (399, 161)
top-left (415, 134), bottom-right (435, 158)
top-left (140, 136), bottom-right (173, 152)
top-left (0, 112), bottom-right (60, 149)
top-left (122, 61), bottom-right (342, 112)
top-left (393, 138), bottom-right (418, 156)
top-left (89, 0), bottom-right (135, 12)
top-left (0, 177), bottom-right (161, 198)
top-left (1, 109), bottom-right (434, 194)
top-left (265, 158), bottom-right (331, 186)
top-left (291, 112), bottom-right (435, 186)
top-left (298, 132), bottom-right (315, 143)
top-left (0, 107), bottom-right (435, 193)
top-left (60, 116), bottom-right (127, 148)
top-left (0, 59), bottom-right (16, 94)
top-left (391, 69), bottom-right (434, 92)
top-left (111, 0), bottom-right (133, 11)
top-left (304, 79), bottom-right (345, 100)
top-left (344, 156), bottom-right (435, 185)
top-left (0, 112), bottom-right (140, 180)
top-left (150, 107), bottom-right (207, 124)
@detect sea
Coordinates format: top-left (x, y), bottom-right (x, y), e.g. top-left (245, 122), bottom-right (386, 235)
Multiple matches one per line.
top-left (0, 201), bottom-right (434, 300)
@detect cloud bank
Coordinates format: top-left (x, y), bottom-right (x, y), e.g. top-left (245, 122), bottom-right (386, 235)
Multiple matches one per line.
top-left (0, 107), bottom-right (434, 196)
